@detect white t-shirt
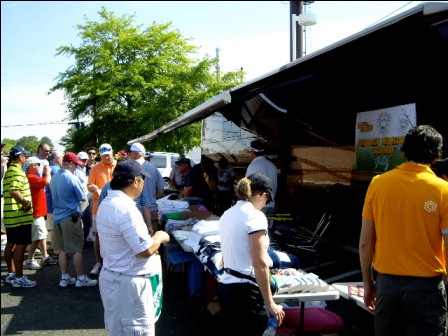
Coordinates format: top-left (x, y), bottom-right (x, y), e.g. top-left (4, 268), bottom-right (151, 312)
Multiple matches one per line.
top-left (245, 156), bottom-right (278, 198)
top-left (96, 189), bottom-right (155, 275)
top-left (219, 200), bottom-right (269, 284)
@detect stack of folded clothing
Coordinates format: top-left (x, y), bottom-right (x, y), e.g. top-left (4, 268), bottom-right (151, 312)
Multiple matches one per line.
top-left (270, 269), bottom-right (329, 294)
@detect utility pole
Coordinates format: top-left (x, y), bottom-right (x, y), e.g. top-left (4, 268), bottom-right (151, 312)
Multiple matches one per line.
top-left (290, 1), bottom-right (303, 61)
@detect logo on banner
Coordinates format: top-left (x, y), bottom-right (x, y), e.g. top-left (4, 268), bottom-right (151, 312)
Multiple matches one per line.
top-left (355, 104), bottom-right (416, 173)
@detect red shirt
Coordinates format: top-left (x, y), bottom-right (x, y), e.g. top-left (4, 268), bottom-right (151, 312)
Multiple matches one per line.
top-left (26, 173), bottom-right (47, 218)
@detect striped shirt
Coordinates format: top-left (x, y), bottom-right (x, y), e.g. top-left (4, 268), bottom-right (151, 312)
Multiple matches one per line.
top-left (3, 163), bottom-right (33, 228)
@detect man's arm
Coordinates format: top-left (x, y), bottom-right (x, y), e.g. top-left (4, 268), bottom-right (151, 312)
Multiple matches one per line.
top-left (142, 205), bottom-right (154, 235)
top-left (42, 165), bottom-right (51, 186)
top-left (359, 216), bottom-right (376, 312)
top-left (9, 189), bottom-right (32, 211)
top-left (137, 231), bottom-right (170, 258)
top-left (443, 232), bottom-right (448, 284)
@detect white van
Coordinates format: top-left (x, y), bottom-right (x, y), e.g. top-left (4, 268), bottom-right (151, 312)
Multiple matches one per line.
top-left (150, 152), bottom-right (197, 178)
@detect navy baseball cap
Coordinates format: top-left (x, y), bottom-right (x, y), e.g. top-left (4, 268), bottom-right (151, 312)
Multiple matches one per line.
top-left (10, 146), bottom-right (30, 157)
top-left (113, 160), bottom-right (150, 180)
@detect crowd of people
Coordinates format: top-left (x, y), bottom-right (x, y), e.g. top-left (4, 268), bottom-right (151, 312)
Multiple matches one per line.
top-left (1, 125), bottom-right (447, 335)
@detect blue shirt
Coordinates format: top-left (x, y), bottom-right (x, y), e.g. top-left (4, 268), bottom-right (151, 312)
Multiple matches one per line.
top-left (98, 181), bottom-right (151, 212)
top-left (45, 162), bottom-right (61, 214)
top-left (50, 169), bottom-right (86, 224)
top-left (141, 160), bottom-right (165, 212)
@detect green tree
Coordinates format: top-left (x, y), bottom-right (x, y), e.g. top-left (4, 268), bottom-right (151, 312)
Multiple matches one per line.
top-left (48, 7), bottom-right (242, 154)
top-left (1, 136), bottom-right (54, 155)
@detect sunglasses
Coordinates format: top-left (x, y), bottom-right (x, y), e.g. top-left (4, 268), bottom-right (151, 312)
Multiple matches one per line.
top-left (87, 152), bottom-right (96, 155)
top-left (140, 174), bottom-right (145, 181)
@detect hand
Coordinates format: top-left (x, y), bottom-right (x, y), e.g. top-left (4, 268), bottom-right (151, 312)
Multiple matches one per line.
top-left (22, 201), bottom-right (32, 212)
top-left (269, 304), bottom-right (285, 326)
top-left (154, 230), bottom-right (170, 244)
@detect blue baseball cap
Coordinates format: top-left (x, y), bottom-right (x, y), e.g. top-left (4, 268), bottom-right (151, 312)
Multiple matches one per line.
top-left (10, 146), bottom-right (30, 157)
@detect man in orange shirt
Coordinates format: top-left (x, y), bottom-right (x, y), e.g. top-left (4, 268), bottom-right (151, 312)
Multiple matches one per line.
top-left (360, 125), bottom-right (447, 335)
top-left (87, 144), bottom-right (116, 275)
top-left (24, 157), bottom-right (57, 270)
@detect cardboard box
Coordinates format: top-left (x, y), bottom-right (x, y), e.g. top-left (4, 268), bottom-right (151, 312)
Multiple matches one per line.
top-left (181, 205), bottom-right (213, 220)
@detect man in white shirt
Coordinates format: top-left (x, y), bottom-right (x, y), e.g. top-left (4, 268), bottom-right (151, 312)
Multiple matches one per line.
top-left (96, 159), bottom-right (169, 335)
top-left (245, 139), bottom-right (278, 218)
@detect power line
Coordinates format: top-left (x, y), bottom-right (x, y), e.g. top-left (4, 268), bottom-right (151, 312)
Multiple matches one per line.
top-left (367, 1), bottom-right (415, 28)
top-left (1, 120), bottom-right (69, 128)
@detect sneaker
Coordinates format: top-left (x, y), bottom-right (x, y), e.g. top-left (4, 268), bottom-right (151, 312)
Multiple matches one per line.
top-left (40, 256), bottom-right (58, 266)
top-left (24, 259), bottom-right (43, 270)
top-left (75, 275), bottom-right (98, 288)
top-left (5, 273), bottom-right (15, 284)
top-left (90, 263), bottom-right (102, 275)
top-left (48, 249), bottom-right (60, 259)
top-left (59, 275), bottom-right (76, 288)
top-left (12, 276), bottom-right (36, 288)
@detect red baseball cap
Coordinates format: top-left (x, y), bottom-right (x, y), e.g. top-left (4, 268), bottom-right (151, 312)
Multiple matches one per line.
top-left (63, 152), bottom-right (84, 166)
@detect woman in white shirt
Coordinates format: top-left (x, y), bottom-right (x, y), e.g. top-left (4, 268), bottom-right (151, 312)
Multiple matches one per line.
top-left (218, 173), bottom-right (285, 335)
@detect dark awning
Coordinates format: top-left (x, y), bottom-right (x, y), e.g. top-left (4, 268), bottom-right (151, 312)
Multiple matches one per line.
top-left (128, 2), bottom-right (448, 146)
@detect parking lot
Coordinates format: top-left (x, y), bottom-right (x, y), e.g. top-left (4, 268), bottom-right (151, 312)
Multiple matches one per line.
top-left (1, 231), bottom-right (374, 336)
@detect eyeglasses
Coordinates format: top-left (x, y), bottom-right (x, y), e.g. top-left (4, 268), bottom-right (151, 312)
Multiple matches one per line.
top-left (87, 152), bottom-right (96, 155)
top-left (43, 150), bottom-right (50, 153)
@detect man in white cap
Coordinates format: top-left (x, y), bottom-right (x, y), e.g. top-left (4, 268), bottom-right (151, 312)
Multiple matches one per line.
top-left (24, 156), bottom-right (57, 270)
top-left (87, 143), bottom-right (116, 275)
top-left (127, 143), bottom-right (165, 233)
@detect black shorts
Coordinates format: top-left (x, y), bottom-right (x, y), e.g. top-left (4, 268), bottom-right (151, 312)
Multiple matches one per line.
top-left (6, 224), bottom-right (32, 245)
top-left (218, 282), bottom-right (268, 336)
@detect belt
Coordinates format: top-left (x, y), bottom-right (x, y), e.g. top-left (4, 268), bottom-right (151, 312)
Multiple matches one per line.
top-left (378, 273), bottom-right (443, 281)
top-left (103, 267), bottom-right (149, 278)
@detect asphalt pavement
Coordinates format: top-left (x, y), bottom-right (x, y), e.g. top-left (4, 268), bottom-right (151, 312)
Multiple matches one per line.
top-left (1, 232), bottom-right (374, 336)
top-left (1, 233), bottom-right (220, 336)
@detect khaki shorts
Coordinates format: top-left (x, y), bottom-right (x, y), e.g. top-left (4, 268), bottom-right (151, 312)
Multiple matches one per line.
top-left (46, 213), bottom-right (54, 231)
top-left (54, 215), bottom-right (84, 254)
top-left (32, 216), bottom-right (48, 241)
top-left (92, 214), bottom-right (97, 233)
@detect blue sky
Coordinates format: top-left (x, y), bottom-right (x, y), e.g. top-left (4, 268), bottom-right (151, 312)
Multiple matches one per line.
top-left (1, 1), bottom-right (428, 150)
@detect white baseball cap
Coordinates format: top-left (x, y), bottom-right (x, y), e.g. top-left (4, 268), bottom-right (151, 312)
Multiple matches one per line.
top-left (99, 143), bottom-right (113, 156)
top-left (25, 156), bottom-right (41, 167)
top-left (77, 151), bottom-right (88, 160)
top-left (129, 143), bottom-right (145, 153)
